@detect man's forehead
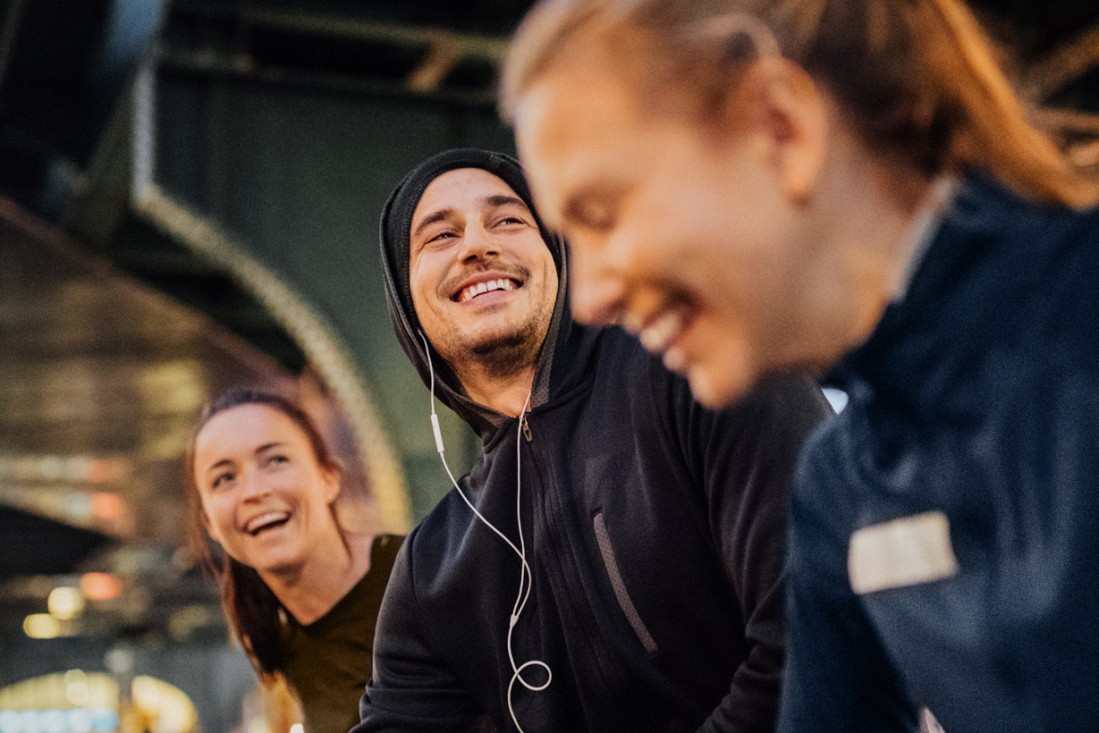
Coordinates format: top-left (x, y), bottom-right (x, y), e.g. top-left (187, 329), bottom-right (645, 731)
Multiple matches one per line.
top-left (416, 168), bottom-right (521, 212)
top-left (410, 167), bottom-right (532, 241)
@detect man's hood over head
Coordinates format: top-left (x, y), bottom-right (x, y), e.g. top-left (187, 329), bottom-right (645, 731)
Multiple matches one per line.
top-left (379, 148), bottom-right (589, 440)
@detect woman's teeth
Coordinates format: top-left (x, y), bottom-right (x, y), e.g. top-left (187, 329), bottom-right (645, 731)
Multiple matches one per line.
top-left (639, 309), bottom-right (686, 353)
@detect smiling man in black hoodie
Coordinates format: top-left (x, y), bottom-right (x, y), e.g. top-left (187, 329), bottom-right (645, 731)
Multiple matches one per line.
top-left (354, 148), bottom-right (830, 733)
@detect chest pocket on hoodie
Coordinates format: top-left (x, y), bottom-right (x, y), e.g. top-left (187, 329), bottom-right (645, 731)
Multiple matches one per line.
top-left (592, 511), bottom-right (658, 654)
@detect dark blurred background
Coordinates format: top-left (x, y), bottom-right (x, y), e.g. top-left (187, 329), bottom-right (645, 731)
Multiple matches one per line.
top-left (0, 1), bottom-right (1096, 732)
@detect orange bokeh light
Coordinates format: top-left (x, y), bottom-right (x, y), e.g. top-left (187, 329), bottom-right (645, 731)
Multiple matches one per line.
top-left (80, 572), bottom-right (122, 601)
top-left (91, 492), bottom-right (126, 522)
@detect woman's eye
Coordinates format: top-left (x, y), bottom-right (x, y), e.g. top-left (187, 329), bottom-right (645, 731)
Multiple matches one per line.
top-left (582, 203), bottom-right (614, 230)
top-left (211, 472), bottom-right (234, 489)
top-left (568, 199), bottom-right (616, 232)
top-left (264, 454), bottom-right (289, 468)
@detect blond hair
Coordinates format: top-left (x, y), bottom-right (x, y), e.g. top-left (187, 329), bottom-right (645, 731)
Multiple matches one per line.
top-left (501, 0), bottom-right (1099, 208)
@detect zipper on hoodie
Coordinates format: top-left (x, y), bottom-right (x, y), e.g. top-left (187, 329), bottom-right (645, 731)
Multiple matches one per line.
top-left (592, 511), bottom-right (658, 654)
top-left (533, 436), bottom-right (638, 704)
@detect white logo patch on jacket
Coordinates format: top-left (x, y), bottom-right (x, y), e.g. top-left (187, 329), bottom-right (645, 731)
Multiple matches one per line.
top-left (848, 511), bottom-right (959, 594)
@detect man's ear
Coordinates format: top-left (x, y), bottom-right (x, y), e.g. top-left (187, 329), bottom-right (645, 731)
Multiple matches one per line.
top-left (721, 57), bottom-right (827, 203)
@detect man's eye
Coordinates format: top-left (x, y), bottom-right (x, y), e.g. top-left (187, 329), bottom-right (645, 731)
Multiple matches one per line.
top-left (424, 230), bottom-right (457, 246)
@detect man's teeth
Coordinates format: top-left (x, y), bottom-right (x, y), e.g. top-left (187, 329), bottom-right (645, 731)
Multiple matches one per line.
top-left (459, 278), bottom-right (515, 303)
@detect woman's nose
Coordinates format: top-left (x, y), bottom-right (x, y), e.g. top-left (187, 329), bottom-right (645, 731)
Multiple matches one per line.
top-left (569, 243), bottom-right (625, 325)
top-left (241, 470), bottom-right (270, 500)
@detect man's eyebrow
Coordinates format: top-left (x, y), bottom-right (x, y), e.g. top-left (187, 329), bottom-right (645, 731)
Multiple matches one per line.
top-left (411, 207), bottom-right (455, 244)
top-left (411, 195), bottom-right (531, 244)
top-left (482, 194), bottom-right (530, 212)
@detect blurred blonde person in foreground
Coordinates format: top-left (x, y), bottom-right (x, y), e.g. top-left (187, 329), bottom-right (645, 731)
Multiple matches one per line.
top-left (501, 1), bottom-right (1099, 731)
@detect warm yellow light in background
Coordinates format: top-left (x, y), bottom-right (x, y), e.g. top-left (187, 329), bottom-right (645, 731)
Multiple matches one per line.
top-left (132, 676), bottom-right (199, 733)
top-left (22, 614), bottom-right (62, 639)
top-left (64, 669), bottom-right (90, 707)
top-left (48, 587), bottom-right (86, 620)
top-left (0, 673), bottom-right (198, 733)
top-left (290, 724), bottom-right (304, 733)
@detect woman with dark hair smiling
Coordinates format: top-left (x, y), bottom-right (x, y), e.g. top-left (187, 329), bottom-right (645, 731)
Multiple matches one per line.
top-left (186, 387), bottom-right (401, 733)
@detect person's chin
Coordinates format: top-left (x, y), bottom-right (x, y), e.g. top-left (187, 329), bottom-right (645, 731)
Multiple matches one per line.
top-left (466, 322), bottom-right (529, 354)
top-left (254, 554), bottom-right (300, 576)
top-left (248, 540), bottom-right (301, 574)
top-left (686, 361), bottom-right (755, 409)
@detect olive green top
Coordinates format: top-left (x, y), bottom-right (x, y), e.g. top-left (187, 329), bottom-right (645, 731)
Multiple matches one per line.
top-left (279, 534), bottom-right (403, 733)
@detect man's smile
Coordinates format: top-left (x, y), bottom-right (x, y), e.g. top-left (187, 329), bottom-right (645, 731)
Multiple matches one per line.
top-left (454, 276), bottom-right (521, 303)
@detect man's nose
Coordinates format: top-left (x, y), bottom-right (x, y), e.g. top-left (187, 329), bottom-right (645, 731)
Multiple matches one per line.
top-left (458, 223), bottom-right (498, 261)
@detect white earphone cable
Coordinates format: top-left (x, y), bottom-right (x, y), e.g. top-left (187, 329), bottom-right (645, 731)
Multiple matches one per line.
top-left (418, 331), bottom-right (551, 731)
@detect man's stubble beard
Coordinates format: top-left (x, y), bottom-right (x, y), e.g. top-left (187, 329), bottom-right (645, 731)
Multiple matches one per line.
top-left (429, 292), bottom-right (555, 384)
top-left (465, 318), bottom-right (547, 382)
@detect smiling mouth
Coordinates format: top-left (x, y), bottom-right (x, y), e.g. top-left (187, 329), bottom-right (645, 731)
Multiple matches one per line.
top-left (453, 277), bottom-right (521, 303)
top-left (244, 511), bottom-right (291, 536)
top-left (628, 300), bottom-right (695, 372)
top-left (639, 308), bottom-right (686, 352)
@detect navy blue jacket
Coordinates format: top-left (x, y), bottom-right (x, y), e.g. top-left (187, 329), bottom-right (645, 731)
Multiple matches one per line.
top-left (779, 173), bottom-right (1099, 732)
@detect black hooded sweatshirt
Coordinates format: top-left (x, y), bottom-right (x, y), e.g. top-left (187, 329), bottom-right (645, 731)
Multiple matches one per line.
top-left (355, 149), bottom-right (830, 733)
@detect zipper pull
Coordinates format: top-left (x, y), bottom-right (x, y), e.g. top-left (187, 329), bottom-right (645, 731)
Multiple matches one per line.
top-left (522, 416), bottom-right (533, 443)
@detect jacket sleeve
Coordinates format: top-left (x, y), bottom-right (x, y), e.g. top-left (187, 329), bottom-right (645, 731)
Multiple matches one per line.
top-left (777, 440), bottom-right (920, 733)
top-left (673, 373), bottom-right (831, 733)
top-left (353, 537), bottom-right (495, 733)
